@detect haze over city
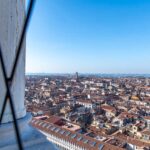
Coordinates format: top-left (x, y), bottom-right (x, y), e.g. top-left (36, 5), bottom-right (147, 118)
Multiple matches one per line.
top-left (1, 1), bottom-right (150, 150)
top-left (26, 0), bottom-right (150, 74)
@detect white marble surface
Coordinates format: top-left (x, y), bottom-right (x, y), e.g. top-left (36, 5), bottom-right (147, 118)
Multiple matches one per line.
top-left (0, 113), bottom-right (58, 150)
top-left (0, 1), bottom-right (57, 149)
top-left (0, 0), bottom-right (26, 123)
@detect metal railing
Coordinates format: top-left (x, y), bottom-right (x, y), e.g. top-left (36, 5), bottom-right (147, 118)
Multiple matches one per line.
top-left (0, 1), bottom-right (35, 149)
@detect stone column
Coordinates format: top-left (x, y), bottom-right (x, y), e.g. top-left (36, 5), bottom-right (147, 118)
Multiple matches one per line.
top-left (0, 0), bottom-right (26, 123)
top-left (0, 1), bottom-right (57, 149)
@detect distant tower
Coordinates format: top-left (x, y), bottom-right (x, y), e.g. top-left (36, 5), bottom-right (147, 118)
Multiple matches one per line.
top-left (76, 72), bottom-right (79, 82)
top-left (146, 78), bottom-right (149, 86)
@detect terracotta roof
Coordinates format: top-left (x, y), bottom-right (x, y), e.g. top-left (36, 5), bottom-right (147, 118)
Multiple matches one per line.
top-left (31, 118), bottom-right (125, 150)
top-left (101, 105), bottom-right (116, 112)
top-left (45, 115), bottom-right (62, 124)
top-left (118, 112), bottom-right (137, 120)
top-left (115, 133), bottom-right (150, 147)
top-left (142, 129), bottom-right (150, 136)
top-left (144, 116), bottom-right (150, 120)
top-left (77, 100), bottom-right (93, 104)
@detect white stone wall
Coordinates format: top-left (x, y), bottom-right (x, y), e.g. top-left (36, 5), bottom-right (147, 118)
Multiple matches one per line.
top-left (0, 0), bottom-right (26, 123)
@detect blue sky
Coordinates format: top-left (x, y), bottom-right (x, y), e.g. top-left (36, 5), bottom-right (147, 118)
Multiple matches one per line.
top-left (26, 0), bottom-right (150, 74)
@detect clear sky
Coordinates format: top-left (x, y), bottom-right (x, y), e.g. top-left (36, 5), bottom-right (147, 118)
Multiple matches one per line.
top-left (26, 0), bottom-right (150, 74)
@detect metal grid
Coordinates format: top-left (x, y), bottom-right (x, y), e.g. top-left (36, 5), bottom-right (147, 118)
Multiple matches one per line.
top-left (0, 1), bottom-right (35, 149)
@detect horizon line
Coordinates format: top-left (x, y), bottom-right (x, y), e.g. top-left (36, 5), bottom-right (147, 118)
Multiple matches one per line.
top-left (25, 72), bottom-right (150, 75)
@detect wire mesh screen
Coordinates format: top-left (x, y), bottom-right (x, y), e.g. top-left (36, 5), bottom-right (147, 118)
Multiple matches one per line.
top-left (0, 1), bottom-right (35, 149)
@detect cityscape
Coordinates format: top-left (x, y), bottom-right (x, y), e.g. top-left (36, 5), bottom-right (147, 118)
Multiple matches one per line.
top-left (1, 0), bottom-right (150, 150)
top-left (25, 73), bottom-right (150, 149)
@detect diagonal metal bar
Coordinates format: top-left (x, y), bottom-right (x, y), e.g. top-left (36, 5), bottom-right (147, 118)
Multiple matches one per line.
top-left (0, 0), bottom-right (36, 150)
top-left (0, 45), bottom-right (8, 122)
top-left (0, 0), bottom-right (35, 123)
top-left (10, 0), bottom-right (36, 81)
top-left (0, 45), bottom-right (23, 150)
